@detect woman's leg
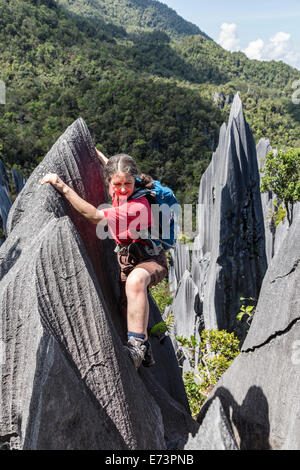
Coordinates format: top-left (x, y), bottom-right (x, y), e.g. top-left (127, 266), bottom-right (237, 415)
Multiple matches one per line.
top-left (120, 251), bottom-right (168, 369)
top-left (125, 267), bottom-right (151, 337)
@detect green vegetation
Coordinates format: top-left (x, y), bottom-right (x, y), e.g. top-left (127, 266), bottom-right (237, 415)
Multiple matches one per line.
top-left (149, 278), bottom-right (174, 337)
top-left (260, 148), bottom-right (300, 224)
top-left (150, 278), bottom-right (173, 313)
top-left (174, 35), bottom-right (299, 88)
top-left (176, 330), bottom-right (240, 418)
top-left (56, 0), bottom-right (209, 41)
top-left (149, 311), bottom-right (174, 338)
top-left (0, 0), bottom-right (224, 205)
top-left (266, 199), bottom-right (288, 229)
top-left (236, 296), bottom-right (256, 326)
top-left (150, 276), bottom-right (241, 419)
top-left (1, 0), bottom-right (300, 208)
top-left (1, 0), bottom-right (298, 421)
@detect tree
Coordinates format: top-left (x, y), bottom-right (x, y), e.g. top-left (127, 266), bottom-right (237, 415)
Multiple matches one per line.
top-left (260, 148), bottom-right (300, 225)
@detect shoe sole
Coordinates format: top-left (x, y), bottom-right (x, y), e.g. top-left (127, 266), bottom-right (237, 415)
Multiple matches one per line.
top-left (142, 359), bottom-right (156, 367)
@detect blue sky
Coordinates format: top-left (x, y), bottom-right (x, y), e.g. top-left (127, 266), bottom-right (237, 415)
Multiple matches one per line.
top-left (161, 1), bottom-right (300, 70)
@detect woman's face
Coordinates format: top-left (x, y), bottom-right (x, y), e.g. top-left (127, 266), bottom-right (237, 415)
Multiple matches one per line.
top-left (109, 172), bottom-right (136, 198)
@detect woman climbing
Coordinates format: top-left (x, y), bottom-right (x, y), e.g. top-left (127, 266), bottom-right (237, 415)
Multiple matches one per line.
top-left (40, 149), bottom-right (168, 370)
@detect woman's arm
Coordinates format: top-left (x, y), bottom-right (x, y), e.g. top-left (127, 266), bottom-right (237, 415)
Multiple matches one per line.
top-left (40, 173), bottom-right (107, 225)
top-left (95, 148), bottom-right (108, 166)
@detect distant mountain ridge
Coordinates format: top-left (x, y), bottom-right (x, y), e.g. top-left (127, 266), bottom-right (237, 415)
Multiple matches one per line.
top-left (0, 0), bottom-right (300, 212)
top-left (55, 0), bottom-right (211, 40)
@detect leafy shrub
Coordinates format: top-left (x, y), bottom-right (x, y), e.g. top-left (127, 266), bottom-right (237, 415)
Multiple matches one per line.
top-left (150, 278), bottom-right (173, 313)
top-left (176, 329), bottom-right (240, 418)
top-left (260, 148), bottom-right (300, 224)
top-left (236, 296), bottom-right (256, 326)
top-left (149, 279), bottom-right (174, 339)
top-left (149, 311), bottom-right (174, 338)
top-left (266, 198), bottom-right (288, 228)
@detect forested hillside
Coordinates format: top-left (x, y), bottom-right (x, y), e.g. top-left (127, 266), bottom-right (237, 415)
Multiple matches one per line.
top-left (56, 0), bottom-right (210, 40)
top-left (0, 0), bottom-right (299, 207)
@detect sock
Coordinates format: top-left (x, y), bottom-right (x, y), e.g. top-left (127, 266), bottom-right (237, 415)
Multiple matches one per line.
top-left (127, 331), bottom-right (146, 342)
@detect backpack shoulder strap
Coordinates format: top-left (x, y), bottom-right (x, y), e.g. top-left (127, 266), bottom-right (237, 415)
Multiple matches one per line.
top-left (129, 187), bottom-right (155, 201)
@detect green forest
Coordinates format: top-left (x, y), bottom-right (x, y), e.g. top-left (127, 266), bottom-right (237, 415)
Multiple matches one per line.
top-left (55, 0), bottom-right (210, 40)
top-left (0, 0), bottom-right (300, 207)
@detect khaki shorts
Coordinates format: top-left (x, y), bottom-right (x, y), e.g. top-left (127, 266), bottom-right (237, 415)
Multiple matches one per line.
top-left (118, 249), bottom-right (168, 316)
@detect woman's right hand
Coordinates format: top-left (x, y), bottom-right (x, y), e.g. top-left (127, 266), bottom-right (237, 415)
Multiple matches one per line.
top-left (95, 148), bottom-right (108, 166)
top-left (40, 173), bottom-right (68, 194)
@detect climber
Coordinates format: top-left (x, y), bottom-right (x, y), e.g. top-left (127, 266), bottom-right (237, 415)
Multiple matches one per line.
top-left (40, 150), bottom-right (168, 370)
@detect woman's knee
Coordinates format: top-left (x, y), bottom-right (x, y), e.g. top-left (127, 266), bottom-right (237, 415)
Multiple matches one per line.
top-left (125, 269), bottom-right (151, 296)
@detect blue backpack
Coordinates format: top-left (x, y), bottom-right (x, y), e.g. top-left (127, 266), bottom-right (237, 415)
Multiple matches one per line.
top-left (128, 179), bottom-right (179, 250)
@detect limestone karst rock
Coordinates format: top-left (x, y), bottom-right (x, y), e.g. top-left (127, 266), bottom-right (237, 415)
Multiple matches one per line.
top-left (167, 270), bottom-right (202, 374)
top-left (169, 94), bottom-right (267, 345)
top-left (0, 118), bottom-right (196, 450)
top-left (0, 162), bottom-right (25, 244)
top-left (0, 186), bottom-right (11, 238)
top-left (171, 270), bottom-right (201, 341)
top-left (213, 91), bottom-right (226, 109)
top-left (11, 167), bottom-right (26, 195)
top-left (184, 396), bottom-right (238, 450)
top-left (0, 159), bottom-right (9, 189)
top-left (213, 92), bottom-right (234, 109)
top-left (168, 243), bottom-right (190, 295)
top-left (0, 160), bottom-right (12, 237)
top-left (192, 93), bottom-right (267, 341)
top-left (165, 93), bottom-right (268, 384)
top-left (166, 244), bottom-right (204, 374)
top-left (197, 210), bottom-right (300, 449)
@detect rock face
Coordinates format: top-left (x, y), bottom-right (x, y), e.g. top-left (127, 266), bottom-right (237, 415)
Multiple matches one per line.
top-left (0, 118), bottom-right (196, 450)
top-left (171, 270), bottom-right (201, 340)
top-left (213, 92), bottom-right (234, 109)
top-left (168, 243), bottom-right (190, 295)
top-left (0, 162), bottom-right (25, 244)
top-left (0, 161), bottom-right (12, 236)
top-left (169, 94), bottom-right (267, 344)
top-left (192, 93), bottom-right (267, 341)
top-left (0, 185), bottom-right (11, 236)
top-left (198, 211), bottom-right (300, 449)
top-left (168, 270), bottom-right (202, 374)
top-left (11, 167), bottom-right (26, 195)
top-left (185, 397), bottom-right (238, 450)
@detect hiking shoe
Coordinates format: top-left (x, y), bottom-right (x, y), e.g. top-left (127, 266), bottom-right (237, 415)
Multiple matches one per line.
top-left (124, 337), bottom-right (146, 370)
top-left (142, 342), bottom-right (155, 368)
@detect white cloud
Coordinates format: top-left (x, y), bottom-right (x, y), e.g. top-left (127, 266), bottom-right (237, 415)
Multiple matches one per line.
top-left (245, 31), bottom-right (300, 70)
top-left (217, 23), bottom-right (300, 70)
top-left (266, 31), bottom-right (291, 60)
top-left (218, 23), bottom-right (240, 52)
top-left (244, 38), bottom-right (264, 60)
top-left (284, 50), bottom-right (300, 70)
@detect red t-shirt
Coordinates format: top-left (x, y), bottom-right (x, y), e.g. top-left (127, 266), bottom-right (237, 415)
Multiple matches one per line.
top-left (102, 194), bottom-right (153, 246)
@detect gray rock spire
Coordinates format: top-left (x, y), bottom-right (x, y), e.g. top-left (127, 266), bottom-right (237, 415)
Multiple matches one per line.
top-left (0, 118), bottom-right (196, 449)
top-left (193, 93), bottom-right (267, 340)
